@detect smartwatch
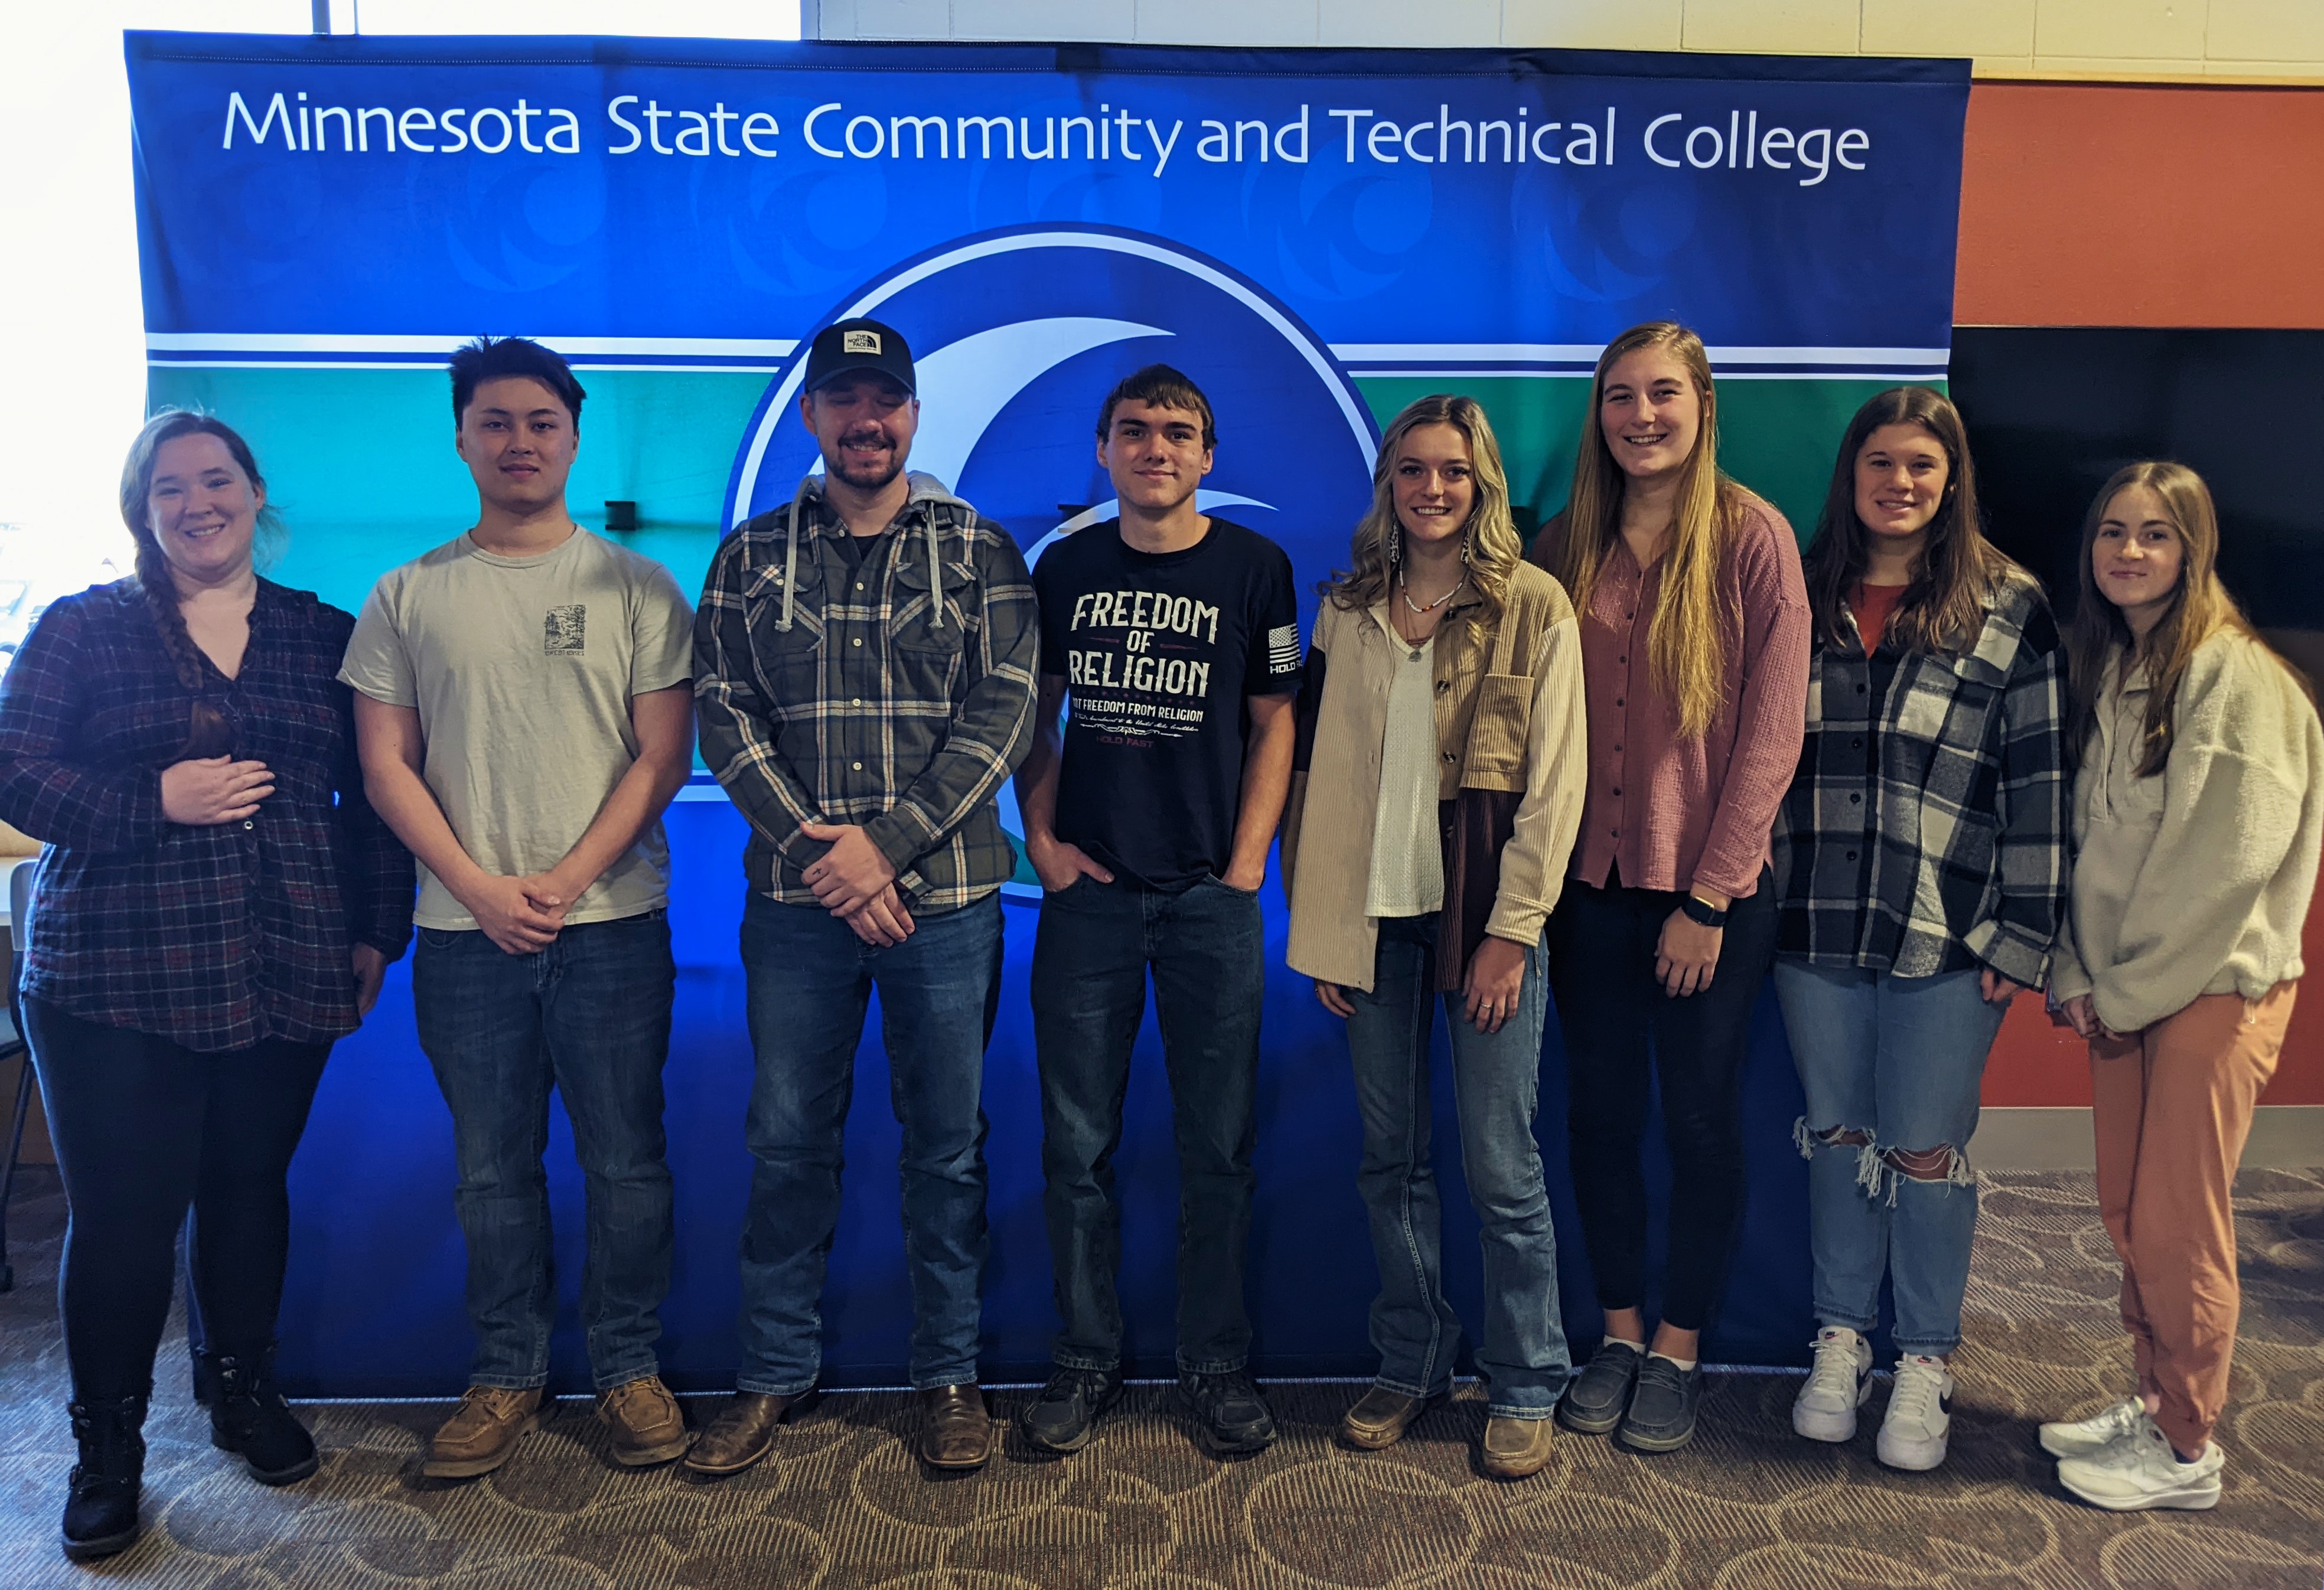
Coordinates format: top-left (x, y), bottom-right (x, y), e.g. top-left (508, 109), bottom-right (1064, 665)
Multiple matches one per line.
top-left (1679, 893), bottom-right (1729, 929)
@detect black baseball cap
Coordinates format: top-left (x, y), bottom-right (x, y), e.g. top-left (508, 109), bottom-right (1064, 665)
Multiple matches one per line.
top-left (803, 317), bottom-right (916, 395)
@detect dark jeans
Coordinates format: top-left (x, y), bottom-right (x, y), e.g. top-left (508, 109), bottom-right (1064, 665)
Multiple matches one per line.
top-left (1344, 916), bottom-right (1568, 1415)
top-left (738, 893), bottom-right (1003, 1394)
top-left (413, 912), bottom-right (676, 1392)
top-left (24, 995), bottom-right (331, 1402)
top-left (1545, 869), bottom-right (1779, 1333)
top-left (1030, 874), bottom-right (1264, 1376)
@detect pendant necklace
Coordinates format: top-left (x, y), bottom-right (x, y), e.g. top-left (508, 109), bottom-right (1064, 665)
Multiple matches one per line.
top-left (1397, 572), bottom-right (1465, 659)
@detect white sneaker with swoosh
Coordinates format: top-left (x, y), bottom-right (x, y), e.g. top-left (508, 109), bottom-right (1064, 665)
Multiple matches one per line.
top-left (1876, 1354), bottom-right (1954, 1471)
top-left (2039, 1397), bottom-right (2144, 1458)
top-left (1793, 1327), bottom-right (1874, 1443)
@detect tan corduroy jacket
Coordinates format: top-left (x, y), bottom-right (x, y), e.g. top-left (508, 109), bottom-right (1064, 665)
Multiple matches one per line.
top-left (1281, 560), bottom-right (1588, 992)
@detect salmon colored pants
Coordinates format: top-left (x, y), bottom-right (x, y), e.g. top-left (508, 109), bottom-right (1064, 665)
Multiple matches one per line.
top-left (2088, 983), bottom-right (2295, 1455)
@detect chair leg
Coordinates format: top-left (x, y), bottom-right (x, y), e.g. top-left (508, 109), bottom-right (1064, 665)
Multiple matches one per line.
top-left (0, 1046), bottom-right (34, 1294)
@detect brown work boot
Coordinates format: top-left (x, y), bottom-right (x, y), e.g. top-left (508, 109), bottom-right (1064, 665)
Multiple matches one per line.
top-left (917, 1384), bottom-right (993, 1470)
top-left (597, 1375), bottom-right (689, 1467)
top-left (1481, 1413), bottom-right (1555, 1480)
top-left (682, 1389), bottom-right (819, 1479)
top-left (1339, 1385), bottom-right (1443, 1451)
top-left (422, 1386), bottom-right (546, 1479)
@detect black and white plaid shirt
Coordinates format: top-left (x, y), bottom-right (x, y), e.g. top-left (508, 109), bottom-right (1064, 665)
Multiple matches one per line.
top-left (1771, 569), bottom-right (2069, 987)
top-left (694, 475), bottom-right (1039, 913)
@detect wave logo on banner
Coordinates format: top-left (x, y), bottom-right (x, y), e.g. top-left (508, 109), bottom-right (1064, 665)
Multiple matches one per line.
top-left (725, 224), bottom-right (1379, 889)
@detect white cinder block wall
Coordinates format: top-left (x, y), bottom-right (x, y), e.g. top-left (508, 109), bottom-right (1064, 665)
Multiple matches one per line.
top-left (804, 0), bottom-right (2324, 80)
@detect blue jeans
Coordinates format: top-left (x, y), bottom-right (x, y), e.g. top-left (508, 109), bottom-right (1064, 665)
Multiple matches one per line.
top-left (1344, 915), bottom-right (1569, 1417)
top-left (1031, 874), bottom-right (1264, 1376)
top-left (413, 912), bottom-right (676, 1392)
top-left (1772, 961), bottom-right (2008, 1357)
top-left (737, 892), bottom-right (1002, 1394)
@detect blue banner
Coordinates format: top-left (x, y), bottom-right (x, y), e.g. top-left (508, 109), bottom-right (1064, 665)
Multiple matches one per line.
top-left (126, 34), bottom-right (1969, 1392)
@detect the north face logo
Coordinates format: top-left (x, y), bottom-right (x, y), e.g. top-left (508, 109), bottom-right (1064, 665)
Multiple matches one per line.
top-left (842, 329), bottom-right (882, 354)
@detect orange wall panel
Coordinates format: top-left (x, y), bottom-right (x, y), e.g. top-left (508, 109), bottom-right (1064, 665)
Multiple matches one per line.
top-left (1956, 83), bottom-right (2324, 330)
top-left (1979, 860), bottom-right (2324, 1107)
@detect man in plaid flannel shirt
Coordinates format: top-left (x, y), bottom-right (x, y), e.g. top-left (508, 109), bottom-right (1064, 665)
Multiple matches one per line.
top-left (689, 318), bottom-right (1038, 1478)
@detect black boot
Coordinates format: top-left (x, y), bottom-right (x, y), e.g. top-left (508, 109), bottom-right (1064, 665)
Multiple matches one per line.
top-left (63, 1394), bottom-right (146, 1562)
top-left (206, 1350), bottom-right (319, 1485)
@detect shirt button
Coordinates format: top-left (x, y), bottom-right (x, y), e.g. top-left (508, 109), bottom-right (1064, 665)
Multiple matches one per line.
top-left (1846, 850), bottom-right (1857, 861)
top-left (1618, 655), bottom-right (1627, 664)
top-left (242, 820), bottom-right (255, 831)
top-left (1849, 793), bottom-right (1862, 804)
top-left (856, 582), bottom-right (866, 591)
top-left (852, 760), bottom-right (863, 770)
top-left (853, 637), bottom-right (864, 648)
top-left (1614, 697), bottom-right (1624, 707)
top-left (1441, 751), bottom-right (1455, 763)
top-left (1612, 786), bottom-right (1621, 796)
top-left (1855, 683), bottom-right (1866, 694)
top-left (853, 697), bottom-right (863, 706)
top-left (1851, 736), bottom-right (1863, 749)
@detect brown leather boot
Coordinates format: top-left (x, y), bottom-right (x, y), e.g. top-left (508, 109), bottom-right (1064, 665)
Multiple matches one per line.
top-left (422, 1387), bottom-right (546, 1479)
top-left (1481, 1413), bottom-right (1555, 1480)
top-left (1339, 1386), bottom-right (1443, 1451)
top-left (917, 1384), bottom-right (993, 1470)
top-left (682, 1389), bottom-right (819, 1479)
top-left (597, 1375), bottom-right (689, 1467)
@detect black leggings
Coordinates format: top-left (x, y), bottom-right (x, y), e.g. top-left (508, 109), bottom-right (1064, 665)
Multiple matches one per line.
top-left (24, 996), bottom-right (331, 1402)
top-left (1545, 870), bottom-right (1779, 1333)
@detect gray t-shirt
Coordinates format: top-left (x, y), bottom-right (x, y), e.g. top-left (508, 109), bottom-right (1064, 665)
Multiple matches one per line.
top-left (340, 528), bottom-right (695, 931)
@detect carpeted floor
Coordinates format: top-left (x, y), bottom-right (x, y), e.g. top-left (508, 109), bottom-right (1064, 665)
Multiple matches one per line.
top-left (1, 1165), bottom-right (2319, 1589)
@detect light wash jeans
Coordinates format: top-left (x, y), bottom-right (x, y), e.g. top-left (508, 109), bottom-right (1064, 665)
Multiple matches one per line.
top-left (1344, 915), bottom-right (1568, 1417)
top-left (1772, 961), bottom-right (2009, 1357)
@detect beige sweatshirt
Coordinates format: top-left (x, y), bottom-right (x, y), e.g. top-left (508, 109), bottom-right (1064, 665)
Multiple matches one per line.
top-left (2051, 629), bottom-right (2323, 1033)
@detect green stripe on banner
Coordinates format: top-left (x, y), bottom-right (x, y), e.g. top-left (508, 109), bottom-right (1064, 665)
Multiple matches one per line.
top-left (1351, 375), bottom-right (1945, 551)
top-left (147, 365), bottom-right (768, 617)
top-left (149, 365), bottom-right (1942, 619)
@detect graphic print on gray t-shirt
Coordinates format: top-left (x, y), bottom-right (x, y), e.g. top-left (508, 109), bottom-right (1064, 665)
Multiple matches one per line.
top-left (1034, 517), bottom-right (1299, 890)
top-left (339, 528), bottom-right (695, 931)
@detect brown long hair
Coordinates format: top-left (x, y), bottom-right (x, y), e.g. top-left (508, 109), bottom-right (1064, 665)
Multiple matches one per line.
top-left (1324, 394), bottom-right (1525, 623)
top-left (118, 411), bottom-right (278, 758)
top-left (2066, 461), bottom-right (2305, 775)
top-left (1556, 321), bottom-right (1743, 739)
top-left (1802, 386), bottom-right (2019, 656)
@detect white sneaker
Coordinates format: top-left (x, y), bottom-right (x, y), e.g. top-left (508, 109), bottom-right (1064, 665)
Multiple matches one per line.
top-left (2039, 1397), bottom-right (2145, 1458)
top-left (1792, 1327), bottom-right (1875, 1442)
top-left (2056, 1413), bottom-right (2223, 1511)
top-left (1876, 1354), bottom-right (1954, 1471)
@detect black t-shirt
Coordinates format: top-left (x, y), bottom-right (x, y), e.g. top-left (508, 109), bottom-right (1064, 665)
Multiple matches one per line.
top-left (1034, 517), bottom-right (1302, 890)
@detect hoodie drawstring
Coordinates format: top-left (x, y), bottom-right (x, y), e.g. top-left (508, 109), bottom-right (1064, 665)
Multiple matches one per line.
top-left (924, 512), bottom-right (944, 629)
top-left (780, 477), bottom-right (809, 632)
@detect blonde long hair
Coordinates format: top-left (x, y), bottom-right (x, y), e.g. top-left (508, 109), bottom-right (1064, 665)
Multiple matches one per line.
top-left (2067, 461), bottom-right (2307, 775)
top-left (1324, 394), bottom-right (1525, 622)
top-left (1557, 321), bottom-right (1743, 738)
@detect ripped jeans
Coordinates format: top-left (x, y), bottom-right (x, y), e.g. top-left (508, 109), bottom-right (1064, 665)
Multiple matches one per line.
top-left (1771, 962), bottom-right (2009, 1357)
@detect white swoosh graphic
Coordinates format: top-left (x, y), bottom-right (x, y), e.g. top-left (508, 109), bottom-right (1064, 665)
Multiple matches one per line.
top-left (908, 317), bottom-right (1172, 493)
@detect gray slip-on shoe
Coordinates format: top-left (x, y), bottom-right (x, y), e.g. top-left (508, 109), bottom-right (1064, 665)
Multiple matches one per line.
top-left (1618, 1356), bottom-right (1703, 1453)
top-left (1557, 1340), bottom-right (1643, 1435)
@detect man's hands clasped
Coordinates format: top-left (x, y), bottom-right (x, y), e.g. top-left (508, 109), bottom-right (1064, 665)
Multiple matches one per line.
top-left (802, 821), bottom-right (916, 946)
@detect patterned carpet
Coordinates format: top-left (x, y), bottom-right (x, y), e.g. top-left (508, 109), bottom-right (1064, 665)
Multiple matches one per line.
top-left (1, 1166), bottom-right (2319, 1589)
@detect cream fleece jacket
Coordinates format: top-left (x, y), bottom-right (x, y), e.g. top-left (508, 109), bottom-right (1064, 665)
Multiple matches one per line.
top-left (2051, 629), bottom-right (2323, 1033)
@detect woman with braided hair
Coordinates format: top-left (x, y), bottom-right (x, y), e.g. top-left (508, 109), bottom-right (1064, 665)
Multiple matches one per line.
top-left (0, 412), bottom-right (413, 1562)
